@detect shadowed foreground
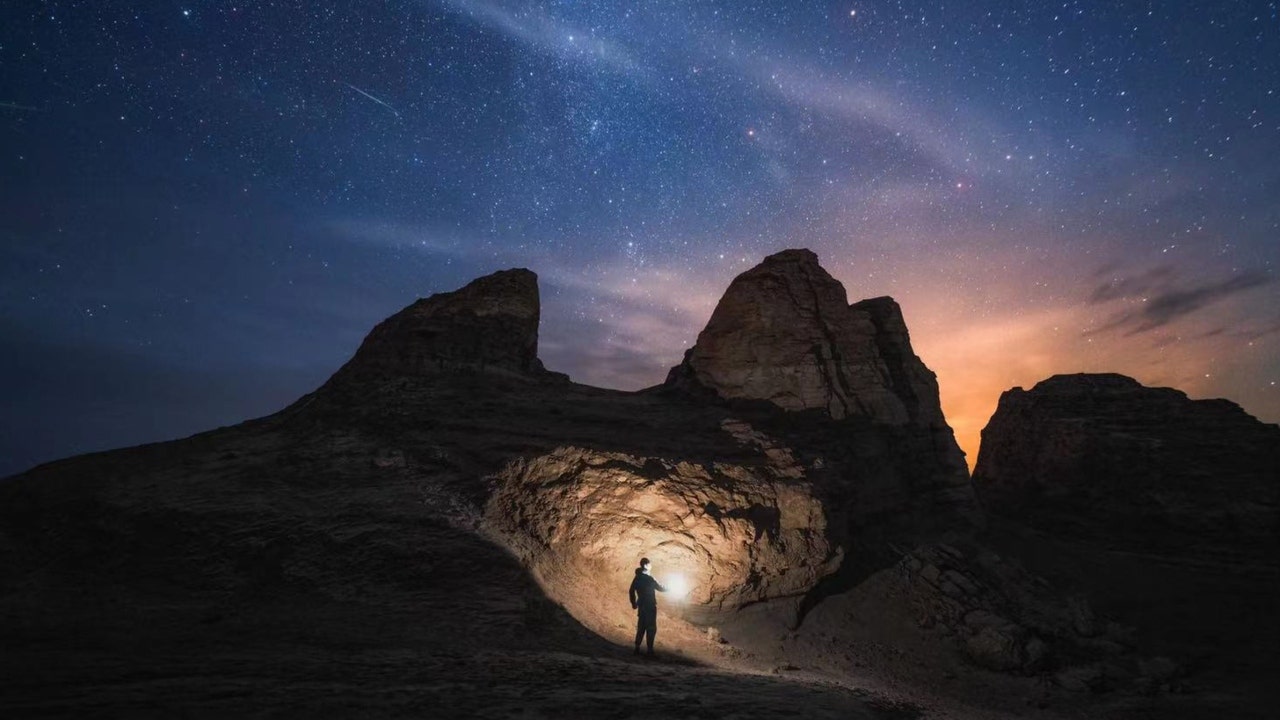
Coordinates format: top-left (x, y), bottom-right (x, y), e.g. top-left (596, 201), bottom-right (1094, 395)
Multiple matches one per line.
top-left (0, 511), bottom-right (917, 719)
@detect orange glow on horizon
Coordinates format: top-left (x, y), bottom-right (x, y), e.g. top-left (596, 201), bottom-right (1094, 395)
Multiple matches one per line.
top-left (907, 291), bottom-right (1275, 472)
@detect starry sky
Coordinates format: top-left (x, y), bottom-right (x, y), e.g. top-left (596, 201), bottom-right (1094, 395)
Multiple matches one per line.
top-left (2, 1), bottom-right (1278, 477)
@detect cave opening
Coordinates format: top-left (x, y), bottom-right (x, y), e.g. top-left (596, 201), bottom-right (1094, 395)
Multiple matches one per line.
top-left (485, 447), bottom-right (842, 655)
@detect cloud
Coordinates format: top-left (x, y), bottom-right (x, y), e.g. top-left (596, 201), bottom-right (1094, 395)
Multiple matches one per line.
top-left (1088, 264), bottom-right (1176, 303)
top-left (741, 63), bottom-right (975, 173)
top-left (437, 0), bottom-right (646, 78)
top-left (1089, 270), bottom-right (1274, 336)
top-left (436, 1), bottom-right (1004, 180)
top-left (322, 217), bottom-right (469, 254)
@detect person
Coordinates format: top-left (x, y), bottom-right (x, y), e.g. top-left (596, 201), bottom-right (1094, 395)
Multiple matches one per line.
top-left (628, 557), bottom-right (666, 656)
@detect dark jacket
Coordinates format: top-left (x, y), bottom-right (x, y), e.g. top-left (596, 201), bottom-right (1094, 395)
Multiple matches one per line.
top-left (629, 568), bottom-right (666, 609)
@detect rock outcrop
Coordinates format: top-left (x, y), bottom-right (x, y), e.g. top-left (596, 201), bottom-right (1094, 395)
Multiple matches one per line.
top-left (974, 373), bottom-right (1280, 555)
top-left (895, 542), bottom-right (1117, 674)
top-left (665, 249), bottom-right (976, 531)
top-left (485, 446), bottom-right (842, 631)
top-left (665, 249), bottom-right (946, 428)
top-left (330, 268), bottom-right (549, 383)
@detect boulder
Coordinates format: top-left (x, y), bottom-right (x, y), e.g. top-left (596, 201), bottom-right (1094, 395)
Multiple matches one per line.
top-left (895, 541), bottom-right (1126, 675)
top-left (965, 624), bottom-right (1028, 671)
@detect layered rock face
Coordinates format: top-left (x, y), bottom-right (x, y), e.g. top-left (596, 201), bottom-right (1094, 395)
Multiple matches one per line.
top-left (330, 268), bottom-right (547, 383)
top-left (666, 249), bottom-right (945, 428)
top-left (485, 446), bottom-right (841, 635)
top-left (665, 248), bottom-right (975, 530)
top-left (974, 373), bottom-right (1280, 555)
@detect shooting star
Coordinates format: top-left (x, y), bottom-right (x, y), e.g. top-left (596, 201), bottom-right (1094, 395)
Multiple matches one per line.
top-left (0, 101), bottom-right (39, 112)
top-left (341, 82), bottom-right (400, 119)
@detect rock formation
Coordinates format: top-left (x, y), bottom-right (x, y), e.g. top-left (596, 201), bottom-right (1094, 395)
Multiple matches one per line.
top-left (896, 542), bottom-right (1113, 673)
top-left (799, 539), bottom-right (1143, 678)
top-left (486, 446), bottom-right (841, 622)
top-left (973, 373), bottom-right (1280, 556)
top-left (665, 248), bottom-right (976, 531)
top-left (3, 258), bottom-right (1270, 717)
top-left (665, 249), bottom-right (945, 428)
top-left (329, 268), bottom-right (549, 383)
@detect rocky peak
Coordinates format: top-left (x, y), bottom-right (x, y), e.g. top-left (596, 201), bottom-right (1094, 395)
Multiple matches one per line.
top-left (974, 373), bottom-right (1280, 556)
top-left (332, 268), bottom-right (547, 382)
top-left (1027, 373), bottom-right (1144, 394)
top-left (665, 248), bottom-right (947, 429)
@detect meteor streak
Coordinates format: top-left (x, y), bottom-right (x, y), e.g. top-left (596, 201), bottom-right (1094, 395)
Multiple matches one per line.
top-left (0, 101), bottom-right (39, 112)
top-left (341, 82), bottom-right (400, 118)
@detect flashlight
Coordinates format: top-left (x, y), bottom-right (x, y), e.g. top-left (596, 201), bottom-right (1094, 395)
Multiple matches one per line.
top-left (666, 572), bottom-right (688, 599)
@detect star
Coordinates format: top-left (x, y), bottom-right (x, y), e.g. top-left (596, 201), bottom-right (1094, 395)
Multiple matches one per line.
top-left (0, 0), bottom-right (1275, 477)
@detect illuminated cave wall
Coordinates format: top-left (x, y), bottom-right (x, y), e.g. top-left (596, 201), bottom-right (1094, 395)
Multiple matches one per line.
top-left (484, 447), bottom-right (842, 641)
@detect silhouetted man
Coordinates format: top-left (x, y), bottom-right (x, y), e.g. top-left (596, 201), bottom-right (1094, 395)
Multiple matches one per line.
top-left (628, 557), bottom-right (666, 656)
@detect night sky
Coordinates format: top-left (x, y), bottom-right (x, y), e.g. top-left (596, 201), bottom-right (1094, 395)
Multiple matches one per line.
top-left (2, 1), bottom-right (1278, 477)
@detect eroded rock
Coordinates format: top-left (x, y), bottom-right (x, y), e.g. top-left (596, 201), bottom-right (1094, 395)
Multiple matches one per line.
top-left (484, 446), bottom-right (842, 631)
top-left (665, 249), bottom-right (948, 428)
top-left (974, 373), bottom-right (1280, 555)
top-left (331, 268), bottom-right (551, 383)
top-left (895, 541), bottom-right (1132, 675)
top-left (664, 249), bottom-right (978, 529)
top-left (966, 624), bottom-right (1028, 671)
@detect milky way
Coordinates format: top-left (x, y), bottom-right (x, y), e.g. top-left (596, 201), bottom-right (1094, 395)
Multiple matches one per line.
top-left (1, 1), bottom-right (1277, 475)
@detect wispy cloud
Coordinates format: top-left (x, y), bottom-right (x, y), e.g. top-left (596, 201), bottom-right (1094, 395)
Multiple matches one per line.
top-left (323, 217), bottom-right (469, 254)
top-left (1089, 268), bottom-right (1274, 336)
top-left (1089, 264), bottom-right (1177, 303)
top-left (436, 0), bottom-right (1003, 178)
top-left (740, 62), bottom-right (976, 173)
top-left (438, 0), bottom-right (646, 77)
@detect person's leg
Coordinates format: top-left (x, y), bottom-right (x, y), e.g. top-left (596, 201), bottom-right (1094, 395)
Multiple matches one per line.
top-left (643, 608), bottom-right (657, 654)
top-left (634, 612), bottom-right (645, 653)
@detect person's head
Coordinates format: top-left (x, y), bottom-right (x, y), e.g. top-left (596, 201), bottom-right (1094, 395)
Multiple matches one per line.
top-left (639, 557), bottom-right (651, 572)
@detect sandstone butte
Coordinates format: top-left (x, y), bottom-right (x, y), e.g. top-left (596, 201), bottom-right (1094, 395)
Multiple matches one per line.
top-left (974, 372), bottom-right (1279, 559)
top-left (1, 249), bottom-right (1275, 718)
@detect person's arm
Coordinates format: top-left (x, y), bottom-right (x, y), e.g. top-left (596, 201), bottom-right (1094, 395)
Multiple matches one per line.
top-left (655, 579), bottom-right (667, 593)
top-left (629, 578), bottom-right (639, 608)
